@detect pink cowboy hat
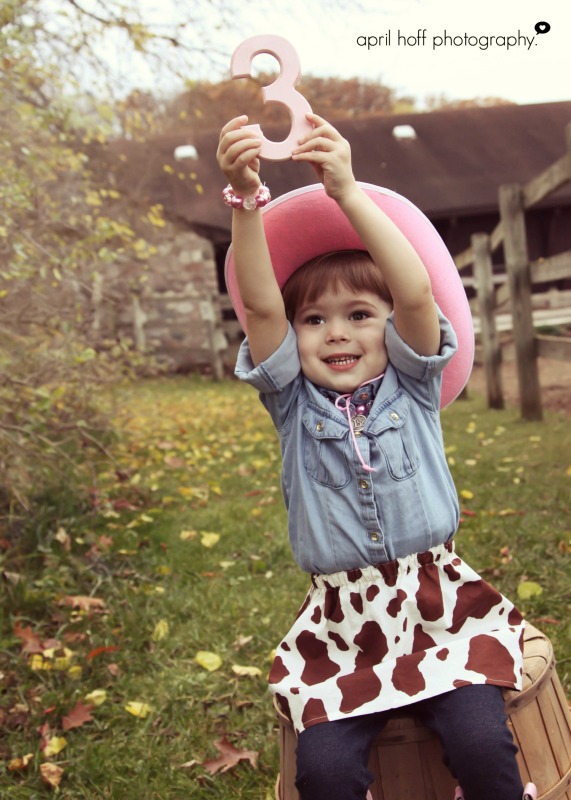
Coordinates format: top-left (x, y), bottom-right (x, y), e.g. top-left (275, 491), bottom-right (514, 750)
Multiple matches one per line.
top-left (225, 182), bottom-right (474, 407)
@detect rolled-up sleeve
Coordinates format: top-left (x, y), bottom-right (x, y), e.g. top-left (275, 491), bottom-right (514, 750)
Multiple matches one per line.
top-left (235, 323), bottom-right (302, 393)
top-left (385, 308), bottom-right (457, 382)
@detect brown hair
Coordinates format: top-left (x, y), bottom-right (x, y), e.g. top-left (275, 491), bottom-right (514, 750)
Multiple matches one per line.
top-left (282, 250), bottom-right (393, 322)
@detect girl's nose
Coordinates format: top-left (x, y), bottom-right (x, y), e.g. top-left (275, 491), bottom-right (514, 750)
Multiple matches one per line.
top-left (325, 321), bottom-right (350, 342)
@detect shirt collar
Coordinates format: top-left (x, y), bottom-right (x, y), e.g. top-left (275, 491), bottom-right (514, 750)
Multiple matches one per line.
top-left (319, 376), bottom-right (384, 410)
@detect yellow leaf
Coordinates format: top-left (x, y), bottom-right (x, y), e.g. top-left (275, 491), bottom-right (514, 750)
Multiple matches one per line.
top-left (125, 701), bottom-right (152, 718)
top-left (460, 489), bottom-right (474, 500)
top-left (179, 529), bottom-right (197, 541)
top-left (151, 619), bottom-right (169, 641)
top-left (68, 665), bottom-right (83, 679)
top-left (85, 689), bottom-right (107, 706)
top-left (44, 736), bottom-right (67, 757)
top-left (232, 664), bottom-right (262, 677)
top-left (29, 654), bottom-right (51, 671)
top-left (566, 465), bottom-right (571, 477)
top-left (201, 532), bottom-right (220, 548)
top-left (517, 581), bottom-right (543, 600)
top-left (195, 650), bottom-right (222, 671)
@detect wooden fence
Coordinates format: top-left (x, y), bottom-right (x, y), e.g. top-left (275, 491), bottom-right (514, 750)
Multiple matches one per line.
top-left (454, 122), bottom-right (571, 420)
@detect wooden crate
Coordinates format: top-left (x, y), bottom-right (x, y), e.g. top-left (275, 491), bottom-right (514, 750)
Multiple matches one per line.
top-left (275, 624), bottom-right (571, 800)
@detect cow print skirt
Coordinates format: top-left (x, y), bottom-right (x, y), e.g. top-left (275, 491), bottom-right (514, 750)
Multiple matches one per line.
top-left (269, 542), bottom-right (524, 734)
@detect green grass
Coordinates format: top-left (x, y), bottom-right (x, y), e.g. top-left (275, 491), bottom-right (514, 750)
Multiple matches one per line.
top-left (1, 377), bottom-right (569, 798)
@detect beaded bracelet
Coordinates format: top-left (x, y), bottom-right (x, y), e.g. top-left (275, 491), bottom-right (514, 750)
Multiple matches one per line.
top-left (222, 184), bottom-right (271, 211)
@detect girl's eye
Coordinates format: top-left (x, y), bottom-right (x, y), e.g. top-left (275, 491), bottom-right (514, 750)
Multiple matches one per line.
top-left (350, 311), bottom-right (369, 321)
top-left (305, 315), bottom-right (324, 325)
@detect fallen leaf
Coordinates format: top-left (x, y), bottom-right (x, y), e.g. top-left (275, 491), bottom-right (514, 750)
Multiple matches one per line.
top-left (179, 529), bottom-right (197, 541)
top-left (97, 534), bottom-right (114, 549)
top-left (37, 722), bottom-right (51, 751)
top-left (164, 455), bottom-right (186, 468)
top-left (7, 753), bottom-right (34, 771)
top-left (29, 654), bottom-right (52, 671)
top-left (14, 622), bottom-right (44, 654)
top-left (40, 762), bottom-right (64, 789)
top-left (85, 689), bottom-right (107, 706)
top-left (54, 526), bottom-right (71, 551)
top-left (232, 664), bottom-right (262, 677)
top-left (151, 619), bottom-right (169, 641)
top-left (179, 758), bottom-right (199, 770)
top-left (125, 701), bottom-right (152, 718)
top-left (43, 736), bottom-right (67, 757)
top-left (62, 700), bottom-right (94, 732)
top-left (87, 645), bottom-right (119, 661)
top-left (201, 532), bottom-right (220, 548)
top-left (68, 665), bottom-right (83, 679)
top-left (59, 595), bottom-right (106, 612)
top-left (233, 634), bottom-right (253, 651)
top-left (460, 489), bottom-right (474, 500)
top-left (195, 651), bottom-right (222, 671)
top-left (3, 570), bottom-right (23, 584)
top-left (517, 581), bottom-right (543, 600)
top-left (201, 736), bottom-right (258, 775)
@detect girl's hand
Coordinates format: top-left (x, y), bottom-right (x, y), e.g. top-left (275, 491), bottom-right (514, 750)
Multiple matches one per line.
top-left (292, 114), bottom-right (357, 201)
top-left (216, 116), bottom-right (263, 197)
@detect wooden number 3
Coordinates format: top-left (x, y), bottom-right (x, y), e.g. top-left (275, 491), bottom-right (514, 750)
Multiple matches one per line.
top-left (230, 34), bottom-right (313, 162)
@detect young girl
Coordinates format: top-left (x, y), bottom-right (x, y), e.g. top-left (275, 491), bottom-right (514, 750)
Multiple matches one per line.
top-left (217, 113), bottom-right (535, 800)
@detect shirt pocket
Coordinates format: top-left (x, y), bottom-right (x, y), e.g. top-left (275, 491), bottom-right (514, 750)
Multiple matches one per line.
top-left (302, 409), bottom-right (351, 489)
top-left (374, 395), bottom-right (420, 480)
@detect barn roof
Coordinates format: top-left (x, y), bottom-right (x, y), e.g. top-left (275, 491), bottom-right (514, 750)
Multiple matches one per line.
top-left (109, 101), bottom-right (571, 241)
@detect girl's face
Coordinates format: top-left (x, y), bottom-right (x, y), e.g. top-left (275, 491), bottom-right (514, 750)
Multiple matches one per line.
top-left (292, 286), bottom-right (393, 393)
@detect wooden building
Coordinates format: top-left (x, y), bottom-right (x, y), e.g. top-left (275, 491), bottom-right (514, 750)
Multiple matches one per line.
top-left (107, 100), bottom-right (571, 361)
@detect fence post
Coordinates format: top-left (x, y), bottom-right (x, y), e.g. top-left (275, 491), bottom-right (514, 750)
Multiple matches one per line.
top-left (472, 233), bottom-right (504, 409)
top-left (200, 295), bottom-right (225, 382)
top-left (498, 183), bottom-right (542, 421)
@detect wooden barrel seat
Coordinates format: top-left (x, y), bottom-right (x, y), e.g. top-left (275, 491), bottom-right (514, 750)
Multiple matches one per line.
top-left (275, 624), bottom-right (571, 800)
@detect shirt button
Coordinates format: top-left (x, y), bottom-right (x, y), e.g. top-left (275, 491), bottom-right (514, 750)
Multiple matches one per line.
top-left (370, 531), bottom-right (380, 542)
top-left (390, 412), bottom-right (399, 421)
top-left (360, 480), bottom-right (369, 490)
top-left (316, 421), bottom-right (324, 431)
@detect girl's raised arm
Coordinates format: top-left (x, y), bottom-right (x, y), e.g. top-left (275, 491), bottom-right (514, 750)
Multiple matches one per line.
top-left (292, 114), bottom-right (441, 357)
top-left (217, 118), bottom-right (288, 365)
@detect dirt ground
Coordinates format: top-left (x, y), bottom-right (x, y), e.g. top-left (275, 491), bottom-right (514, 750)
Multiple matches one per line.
top-left (467, 358), bottom-right (571, 416)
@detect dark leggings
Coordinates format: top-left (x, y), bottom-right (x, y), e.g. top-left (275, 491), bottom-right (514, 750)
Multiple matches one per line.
top-left (295, 684), bottom-right (523, 800)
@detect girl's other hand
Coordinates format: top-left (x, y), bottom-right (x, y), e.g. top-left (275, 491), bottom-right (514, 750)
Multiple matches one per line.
top-left (217, 116), bottom-right (263, 197)
top-left (292, 113), bottom-right (357, 201)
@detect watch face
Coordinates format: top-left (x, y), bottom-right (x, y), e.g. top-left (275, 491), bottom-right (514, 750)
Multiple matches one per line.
top-left (243, 195), bottom-right (258, 211)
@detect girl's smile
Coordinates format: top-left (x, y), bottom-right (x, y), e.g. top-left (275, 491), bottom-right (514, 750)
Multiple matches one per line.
top-left (292, 287), bottom-right (393, 393)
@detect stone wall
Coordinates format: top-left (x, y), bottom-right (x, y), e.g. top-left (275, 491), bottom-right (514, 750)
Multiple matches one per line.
top-left (95, 222), bottom-right (227, 375)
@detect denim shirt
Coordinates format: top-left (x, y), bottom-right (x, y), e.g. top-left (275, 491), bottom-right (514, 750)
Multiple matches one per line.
top-left (235, 311), bottom-right (460, 575)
